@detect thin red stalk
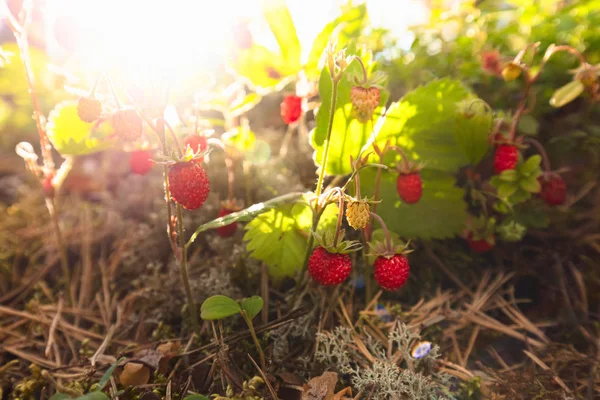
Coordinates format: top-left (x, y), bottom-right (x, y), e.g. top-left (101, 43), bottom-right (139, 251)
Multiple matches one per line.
top-left (163, 119), bottom-right (184, 158)
top-left (523, 137), bottom-right (552, 173)
top-left (332, 188), bottom-right (345, 248)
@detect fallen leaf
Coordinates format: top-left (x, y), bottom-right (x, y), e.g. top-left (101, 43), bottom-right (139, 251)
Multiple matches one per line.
top-left (119, 362), bottom-right (150, 387)
top-left (302, 371), bottom-right (338, 400)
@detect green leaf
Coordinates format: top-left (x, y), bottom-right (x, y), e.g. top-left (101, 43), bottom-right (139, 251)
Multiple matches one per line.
top-left (49, 394), bottom-right (72, 400)
top-left (230, 93), bottom-right (262, 118)
top-left (311, 59), bottom-right (388, 175)
top-left (497, 219), bottom-right (527, 242)
top-left (518, 115), bottom-right (539, 136)
top-left (375, 79), bottom-right (480, 172)
top-left (200, 295), bottom-right (241, 321)
top-left (520, 155), bottom-right (542, 174)
top-left (497, 183), bottom-right (518, 198)
top-left (550, 80), bottom-right (585, 108)
top-left (519, 176), bottom-right (541, 193)
top-left (261, 0), bottom-right (301, 72)
top-left (498, 170), bottom-right (518, 182)
top-left (360, 168), bottom-right (467, 239)
top-left (73, 392), bottom-right (109, 400)
top-left (243, 203), bottom-right (309, 280)
top-left (240, 296), bottom-right (264, 320)
top-left (222, 126), bottom-right (256, 153)
top-left (453, 100), bottom-right (492, 165)
top-left (305, 4), bottom-right (368, 78)
top-left (183, 396), bottom-right (210, 400)
top-left (98, 357), bottom-right (125, 390)
top-left (46, 101), bottom-right (115, 156)
top-left (234, 46), bottom-right (287, 89)
top-left (187, 192), bottom-right (303, 247)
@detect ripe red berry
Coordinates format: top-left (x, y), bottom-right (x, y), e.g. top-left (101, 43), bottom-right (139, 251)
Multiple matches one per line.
top-left (113, 108), bottom-right (143, 142)
top-left (493, 144), bottom-right (518, 174)
top-left (183, 135), bottom-right (208, 163)
top-left (374, 254), bottom-right (410, 291)
top-left (77, 97), bottom-right (102, 123)
top-left (129, 150), bottom-right (153, 175)
top-left (539, 175), bottom-right (566, 206)
top-left (396, 173), bottom-right (423, 204)
top-left (280, 95), bottom-right (302, 125)
top-left (350, 86), bottom-right (380, 123)
top-left (216, 206), bottom-right (238, 237)
top-left (168, 162), bottom-right (210, 210)
top-left (481, 50), bottom-right (502, 76)
top-left (466, 232), bottom-right (494, 253)
top-left (308, 246), bottom-right (352, 286)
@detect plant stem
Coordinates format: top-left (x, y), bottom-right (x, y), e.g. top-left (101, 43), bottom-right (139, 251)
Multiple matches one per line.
top-left (370, 212), bottom-right (393, 253)
top-left (177, 204), bottom-right (199, 333)
top-left (332, 189), bottom-right (345, 248)
top-left (240, 310), bottom-right (266, 371)
top-left (315, 78), bottom-right (340, 199)
top-left (390, 145), bottom-right (411, 171)
top-left (523, 137), bottom-right (552, 173)
top-left (164, 119), bottom-right (183, 157)
top-left (47, 198), bottom-right (73, 305)
top-left (154, 119), bottom-right (176, 249)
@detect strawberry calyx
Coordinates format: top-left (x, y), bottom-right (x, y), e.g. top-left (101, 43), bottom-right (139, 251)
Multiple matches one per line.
top-left (465, 215), bottom-right (496, 245)
top-left (368, 238), bottom-right (412, 260)
top-left (313, 228), bottom-right (362, 255)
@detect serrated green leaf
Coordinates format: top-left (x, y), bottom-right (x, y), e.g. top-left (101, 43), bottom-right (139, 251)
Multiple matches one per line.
top-left (375, 79), bottom-right (480, 172)
top-left (453, 100), bottom-right (492, 165)
top-left (240, 296), bottom-right (264, 320)
top-left (46, 101), bottom-right (115, 156)
top-left (497, 219), bottom-right (527, 242)
top-left (262, 0), bottom-right (301, 72)
top-left (497, 183), bottom-right (518, 198)
top-left (243, 204), bottom-right (308, 280)
top-left (549, 80), bottom-right (585, 108)
top-left (200, 295), bottom-right (241, 321)
top-left (360, 168), bottom-right (467, 239)
top-left (305, 4), bottom-right (367, 78)
top-left (520, 155), bottom-right (542, 174)
top-left (498, 170), bottom-right (518, 182)
top-left (187, 192), bottom-right (303, 247)
top-left (519, 176), bottom-right (541, 193)
top-left (73, 392), bottom-right (109, 400)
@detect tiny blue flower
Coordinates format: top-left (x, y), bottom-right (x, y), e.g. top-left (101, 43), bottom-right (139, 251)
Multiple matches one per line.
top-left (375, 304), bottom-right (392, 322)
top-left (352, 276), bottom-right (365, 289)
top-left (411, 341), bottom-right (432, 359)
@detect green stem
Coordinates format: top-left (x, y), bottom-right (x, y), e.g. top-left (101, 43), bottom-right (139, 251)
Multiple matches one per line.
top-left (177, 204), bottom-right (199, 333)
top-left (241, 310), bottom-right (266, 371)
top-left (315, 78), bottom-right (340, 198)
top-left (164, 119), bottom-right (183, 158)
top-left (370, 212), bottom-right (393, 253)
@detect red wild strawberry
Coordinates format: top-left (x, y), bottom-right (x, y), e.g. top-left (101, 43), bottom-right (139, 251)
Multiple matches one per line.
top-left (308, 246), bottom-right (352, 286)
top-left (168, 162), bottom-right (210, 210)
top-left (183, 135), bottom-right (208, 163)
top-left (396, 173), bottom-right (423, 204)
top-left (280, 95), bottom-right (302, 125)
top-left (466, 232), bottom-right (494, 253)
top-left (113, 108), bottom-right (143, 142)
top-left (350, 86), bottom-right (380, 123)
top-left (481, 50), bottom-right (502, 76)
top-left (539, 175), bottom-right (566, 206)
top-left (374, 254), bottom-right (410, 291)
top-left (216, 202), bottom-right (241, 237)
top-left (493, 144), bottom-right (518, 174)
top-left (129, 150), bottom-right (153, 175)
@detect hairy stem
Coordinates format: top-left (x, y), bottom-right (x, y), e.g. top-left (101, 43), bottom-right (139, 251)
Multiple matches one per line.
top-left (332, 189), bottom-right (345, 248)
top-left (164, 119), bottom-right (183, 157)
top-left (241, 311), bottom-right (266, 372)
top-left (370, 212), bottom-right (393, 253)
top-left (177, 204), bottom-right (199, 333)
top-left (315, 78), bottom-right (340, 198)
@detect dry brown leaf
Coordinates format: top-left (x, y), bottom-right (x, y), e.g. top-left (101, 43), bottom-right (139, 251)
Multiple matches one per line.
top-left (302, 371), bottom-right (338, 400)
top-left (156, 341), bottom-right (181, 358)
top-left (119, 362), bottom-right (150, 387)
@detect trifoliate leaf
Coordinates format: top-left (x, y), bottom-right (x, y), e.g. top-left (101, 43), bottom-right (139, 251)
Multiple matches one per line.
top-left (200, 295), bottom-right (241, 320)
top-left (360, 168), bottom-right (467, 239)
top-left (375, 79), bottom-right (483, 172)
top-left (46, 101), bottom-right (115, 156)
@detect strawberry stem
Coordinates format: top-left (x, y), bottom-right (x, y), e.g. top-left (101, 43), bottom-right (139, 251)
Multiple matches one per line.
top-left (176, 204), bottom-right (200, 334)
top-left (389, 145), bottom-right (411, 171)
top-left (332, 189), bottom-right (345, 248)
top-left (523, 137), bottom-right (552, 174)
top-left (352, 56), bottom-right (369, 85)
top-left (89, 74), bottom-right (103, 97)
top-left (105, 74), bottom-right (123, 109)
top-left (370, 212), bottom-right (393, 253)
top-left (206, 138), bottom-right (236, 204)
top-left (164, 119), bottom-right (184, 158)
top-left (315, 77), bottom-right (340, 199)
